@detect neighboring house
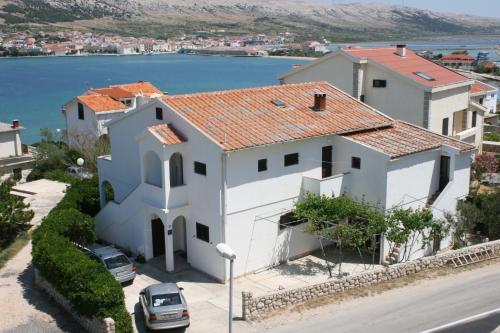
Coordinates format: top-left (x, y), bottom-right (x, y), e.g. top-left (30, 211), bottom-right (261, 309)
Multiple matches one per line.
top-left (95, 82), bottom-right (474, 281)
top-left (439, 53), bottom-right (476, 70)
top-left (0, 120), bottom-right (34, 175)
top-left (279, 45), bottom-right (485, 147)
top-left (62, 81), bottom-right (163, 145)
top-left (470, 80), bottom-right (498, 114)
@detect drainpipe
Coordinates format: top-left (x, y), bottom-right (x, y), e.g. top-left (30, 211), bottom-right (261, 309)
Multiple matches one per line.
top-left (220, 152), bottom-right (228, 282)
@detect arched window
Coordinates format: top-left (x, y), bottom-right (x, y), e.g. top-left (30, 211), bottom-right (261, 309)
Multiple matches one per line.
top-left (102, 180), bottom-right (115, 203)
top-left (144, 151), bottom-right (163, 187)
top-left (170, 153), bottom-right (184, 187)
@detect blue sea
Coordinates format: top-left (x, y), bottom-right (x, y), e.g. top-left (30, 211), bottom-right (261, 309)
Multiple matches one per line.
top-left (0, 54), bottom-right (307, 143)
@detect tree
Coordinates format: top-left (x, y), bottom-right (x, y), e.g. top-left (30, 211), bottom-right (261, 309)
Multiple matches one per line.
top-left (472, 153), bottom-right (498, 181)
top-left (0, 179), bottom-right (34, 249)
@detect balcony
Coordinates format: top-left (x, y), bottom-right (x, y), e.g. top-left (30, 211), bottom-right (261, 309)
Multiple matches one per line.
top-left (167, 184), bottom-right (188, 209)
top-left (453, 127), bottom-right (479, 144)
top-left (302, 171), bottom-right (348, 197)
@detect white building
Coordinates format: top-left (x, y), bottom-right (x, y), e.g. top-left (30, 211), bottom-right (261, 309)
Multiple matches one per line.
top-left (471, 80), bottom-right (498, 114)
top-left (0, 120), bottom-right (33, 174)
top-left (279, 45), bottom-right (485, 147)
top-left (95, 82), bottom-right (474, 282)
top-left (62, 81), bottom-right (163, 145)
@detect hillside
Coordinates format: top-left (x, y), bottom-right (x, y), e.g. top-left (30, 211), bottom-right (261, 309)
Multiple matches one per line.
top-left (1, 0), bottom-right (500, 41)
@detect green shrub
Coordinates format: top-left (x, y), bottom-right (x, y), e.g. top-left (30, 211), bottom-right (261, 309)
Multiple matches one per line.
top-left (484, 132), bottom-right (500, 142)
top-left (32, 177), bottom-right (132, 332)
top-left (43, 169), bottom-right (79, 185)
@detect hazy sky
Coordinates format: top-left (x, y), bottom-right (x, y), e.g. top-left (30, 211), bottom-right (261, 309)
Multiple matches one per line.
top-left (320, 0), bottom-right (500, 18)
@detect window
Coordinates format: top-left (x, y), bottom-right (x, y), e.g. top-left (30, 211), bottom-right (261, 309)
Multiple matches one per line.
top-left (156, 107), bottom-right (163, 120)
top-left (372, 79), bottom-right (387, 88)
top-left (414, 71), bottom-right (435, 81)
top-left (351, 157), bottom-right (361, 169)
top-left (284, 153), bottom-right (299, 167)
top-left (124, 99), bottom-right (132, 107)
top-left (472, 111), bottom-right (477, 128)
top-left (360, 95), bottom-right (365, 103)
top-left (196, 223), bottom-right (210, 242)
top-left (479, 98), bottom-right (484, 105)
top-left (442, 118), bottom-right (449, 136)
top-left (322, 146), bottom-right (333, 178)
top-left (77, 103), bottom-right (84, 120)
top-left (194, 161), bottom-right (207, 175)
top-left (258, 158), bottom-right (267, 172)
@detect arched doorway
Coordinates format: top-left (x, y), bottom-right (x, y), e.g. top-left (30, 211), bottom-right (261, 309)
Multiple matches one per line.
top-left (172, 216), bottom-right (188, 269)
top-left (170, 153), bottom-right (184, 187)
top-left (151, 217), bottom-right (165, 258)
top-left (144, 151), bottom-right (163, 187)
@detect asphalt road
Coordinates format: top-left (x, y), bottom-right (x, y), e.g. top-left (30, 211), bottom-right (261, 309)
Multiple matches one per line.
top-left (429, 311), bottom-right (500, 333)
top-left (256, 262), bottom-right (500, 333)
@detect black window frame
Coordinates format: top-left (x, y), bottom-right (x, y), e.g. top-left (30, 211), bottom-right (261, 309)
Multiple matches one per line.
top-left (322, 145), bottom-right (333, 179)
top-left (372, 79), bottom-right (387, 88)
top-left (77, 103), bottom-right (84, 120)
top-left (442, 117), bottom-right (449, 136)
top-left (156, 107), bottom-right (163, 120)
top-left (258, 158), bottom-right (267, 172)
top-left (472, 111), bottom-right (477, 128)
top-left (351, 156), bottom-right (361, 170)
top-left (196, 222), bottom-right (210, 243)
top-left (194, 161), bottom-right (207, 176)
top-left (284, 153), bottom-right (299, 167)
top-left (360, 95), bottom-right (365, 102)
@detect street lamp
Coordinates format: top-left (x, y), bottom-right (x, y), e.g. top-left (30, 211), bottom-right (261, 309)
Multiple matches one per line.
top-left (77, 158), bottom-right (84, 167)
top-left (216, 243), bottom-right (236, 333)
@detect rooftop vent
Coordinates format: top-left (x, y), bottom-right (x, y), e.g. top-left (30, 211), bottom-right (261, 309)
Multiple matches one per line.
top-left (414, 71), bottom-right (435, 81)
top-left (313, 93), bottom-right (326, 112)
top-left (272, 99), bottom-right (286, 108)
top-left (396, 44), bottom-right (407, 57)
top-left (11, 119), bottom-right (19, 129)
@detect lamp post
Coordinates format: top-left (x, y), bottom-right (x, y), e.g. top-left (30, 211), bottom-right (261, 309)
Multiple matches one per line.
top-left (216, 243), bottom-right (236, 333)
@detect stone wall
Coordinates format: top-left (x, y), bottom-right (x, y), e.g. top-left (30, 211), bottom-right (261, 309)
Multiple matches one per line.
top-left (242, 240), bottom-right (500, 320)
top-left (34, 269), bottom-right (115, 333)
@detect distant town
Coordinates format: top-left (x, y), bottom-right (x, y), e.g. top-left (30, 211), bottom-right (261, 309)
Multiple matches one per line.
top-left (0, 30), bottom-right (331, 58)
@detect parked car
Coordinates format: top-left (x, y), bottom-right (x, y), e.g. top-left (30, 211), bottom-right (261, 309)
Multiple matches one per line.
top-left (139, 283), bottom-right (190, 331)
top-left (86, 245), bottom-right (136, 284)
top-left (65, 166), bottom-right (92, 179)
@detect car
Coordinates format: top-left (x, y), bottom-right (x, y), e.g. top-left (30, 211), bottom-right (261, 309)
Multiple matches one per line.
top-left (139, 283), bottom-right (190, 331)
top-left (86, 245), bottom-right (136, 284)
top-left (65, 166), bottom-right (92, 179)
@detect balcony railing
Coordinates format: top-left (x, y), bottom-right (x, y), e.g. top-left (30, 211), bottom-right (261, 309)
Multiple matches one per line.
top-left (302, 172), bottom-right (348, 197)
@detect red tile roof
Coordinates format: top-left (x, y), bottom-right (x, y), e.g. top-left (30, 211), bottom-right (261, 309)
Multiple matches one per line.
top-left (148, 124), bottom-right (186, 145)
top-left (77, 95), bottom-right (128, 113)
top-left (161, 82), bottom-right (393, 151)
top-left (113, 82), bottom-right (162, 97)
top-left (343, 120), bottom-right (474, 159)
top-left (441, 54), bottom-right (475, 61)
top-left (471, 80), bottom-right (497, 95)
top-left (343, 46), bottom-right (470, 89)
top-left (90, 87), bottom-right (136, 99)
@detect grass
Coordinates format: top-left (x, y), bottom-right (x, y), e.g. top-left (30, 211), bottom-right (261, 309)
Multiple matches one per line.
top-left (0, 232), bottom-right (31, 270)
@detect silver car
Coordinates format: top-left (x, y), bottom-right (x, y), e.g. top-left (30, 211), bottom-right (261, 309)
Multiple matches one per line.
top-left (87, 246), bottom-right (136, 284)
top-left (65, 166), bottom-right (92, 179)
top-left (139, 283), bottom-right (190, 331)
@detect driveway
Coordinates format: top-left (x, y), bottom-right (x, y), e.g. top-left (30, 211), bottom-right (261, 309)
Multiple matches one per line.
top-left (0, 180), bottom-right (81, 333)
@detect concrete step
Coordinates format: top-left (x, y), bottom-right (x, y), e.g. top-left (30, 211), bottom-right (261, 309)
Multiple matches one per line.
top-left (10, 190), bottom-right (33, 198)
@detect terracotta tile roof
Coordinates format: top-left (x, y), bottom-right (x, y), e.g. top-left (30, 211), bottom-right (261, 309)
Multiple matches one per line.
top-left (112, 82), bottom-right (162, 96)
top-left (77, 95), bottom-right (128, 113)
top-left (161, 82), bottom-right (393, 151)
top-left (441, 54), bottom-right (475, 61)
top-left (343, 46), bottom-right (470, 89)
top-left (342, 120), bottom-right (475, 159)
top-left (148, 124), bottom-right (186, 145)
top-left (471, 80), bottom-right (497, 95)
top-left (90, 87), bottom-right (136, 99)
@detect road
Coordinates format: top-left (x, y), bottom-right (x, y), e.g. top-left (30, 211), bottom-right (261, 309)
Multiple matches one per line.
top-left (252, 261), bottom-right (500, 333)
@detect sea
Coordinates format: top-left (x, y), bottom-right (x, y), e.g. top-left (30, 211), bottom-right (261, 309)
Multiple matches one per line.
top-left (0, 37), bottom-right (499, 144)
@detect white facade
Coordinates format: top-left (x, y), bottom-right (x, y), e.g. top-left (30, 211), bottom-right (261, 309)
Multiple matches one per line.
top-left (471, 85), bottom-right (498, 114)
top-left (0, 128), bottom-right (22, 159)
top-left (280, 49), bottom-right (484, 147)
top-left (96, 98), bottom-right (473, 281)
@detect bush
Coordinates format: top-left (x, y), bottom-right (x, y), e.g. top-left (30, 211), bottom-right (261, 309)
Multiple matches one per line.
top-left (43, 169), bottom-right (80, 185)
top-left (32, 178), bottom-right (132, 332)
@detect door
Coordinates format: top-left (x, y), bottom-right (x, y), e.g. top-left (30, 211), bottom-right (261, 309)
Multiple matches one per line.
top-left (439, 156), bottom-right (450, 192)
top-left (151, 218), bottom-right (165, 257)
top-left (322, 146), bottom-right (333, 178)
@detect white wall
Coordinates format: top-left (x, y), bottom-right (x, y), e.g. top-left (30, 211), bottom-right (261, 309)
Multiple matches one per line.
top-left (429, 85), bottom-right (469, 134)
top-left (282, 54), bottom-right (355, 95)
top-left (362, 64), bottom-right (425, 127)
top-left (65, 101), bottom-right (100, 145)
top-left (0, 131), bottom-right (19, 158)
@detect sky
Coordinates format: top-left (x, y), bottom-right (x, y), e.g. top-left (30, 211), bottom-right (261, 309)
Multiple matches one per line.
top-left (320, 0), bottom-right (500, 18)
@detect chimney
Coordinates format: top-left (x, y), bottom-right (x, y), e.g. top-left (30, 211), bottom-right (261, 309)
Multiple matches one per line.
top-left (313, 93), bottom-right (326, 111)
top-left (12, 119), bottom-right (19, 129)
top-left (396, 44), bottom-right (407, 57)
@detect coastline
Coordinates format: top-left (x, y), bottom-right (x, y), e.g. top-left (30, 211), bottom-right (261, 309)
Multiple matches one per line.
top-left (265, 55), bottom-right (317, 61)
